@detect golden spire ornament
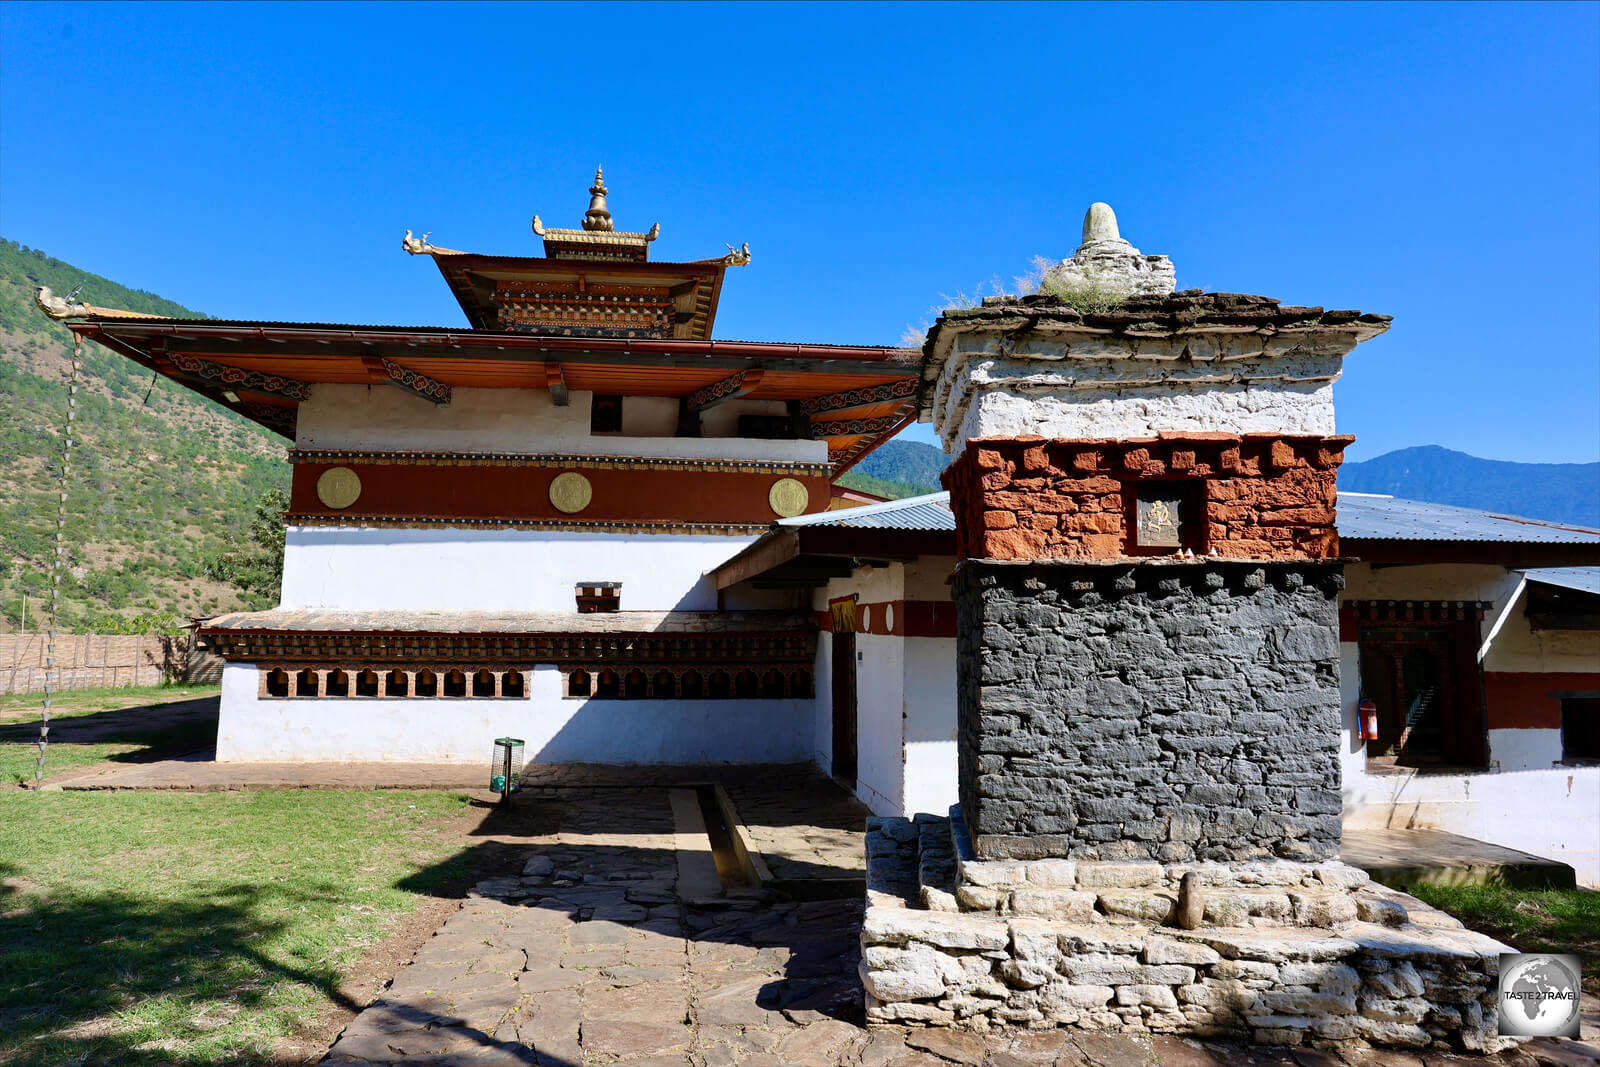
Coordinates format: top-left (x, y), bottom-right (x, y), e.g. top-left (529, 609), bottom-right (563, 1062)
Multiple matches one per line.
top-left (582, 167), bottom-right (614, 232)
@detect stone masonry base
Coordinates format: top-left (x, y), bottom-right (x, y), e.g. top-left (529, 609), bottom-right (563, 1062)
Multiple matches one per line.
top-left (861, 811), bottom-right (1521, 1052)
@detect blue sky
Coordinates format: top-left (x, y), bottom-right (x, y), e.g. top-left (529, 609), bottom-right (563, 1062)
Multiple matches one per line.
top-left (2, 2), bottom-right (1596, 463)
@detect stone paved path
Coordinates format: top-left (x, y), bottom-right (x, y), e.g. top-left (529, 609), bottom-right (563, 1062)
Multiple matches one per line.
top-left (322, 781), bottom-right (1599, 1067)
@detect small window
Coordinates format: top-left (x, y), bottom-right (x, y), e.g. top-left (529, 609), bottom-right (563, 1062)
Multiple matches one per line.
top-left (265, 668), bottom-right (290, 698)
top-left (736, 413), bottom-right (796, 440)
top-left (385, 669), bottom-right (409, 697)
top-left (503, 670), bottom-right (525, 698)
top-left (444, 669), bottom-right (467, 698)
top-left (415, 669), bottom-right (438, 697)
top-left (652, 669), bottom-right (675, 698)
top-left (596, 669), bottom-right (620, 699)
top-left (591, 394), bottom-right (623, 434)
top-left (326, 670), bottom-right (350, 697)
top-left (1128, 482), bottom-right (1204, 553)
top-left (473, 669), bottom-right (496, 697)
top-left (568, 669), bottom-right (591, 697)
top-left (1563, 697), bottom-right (1600, 762)
top-left (576, 582), bottom-right (622, 614)
top-left (356, 669), bottom-right (380, 697)
top-left (680, 670), bottom-right (703, 699)
top-left (296, 668), bottom-right (319, 697)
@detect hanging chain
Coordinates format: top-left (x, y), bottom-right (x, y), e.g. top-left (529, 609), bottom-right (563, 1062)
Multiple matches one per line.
top-left (35, 335), bottom-right (82, 787)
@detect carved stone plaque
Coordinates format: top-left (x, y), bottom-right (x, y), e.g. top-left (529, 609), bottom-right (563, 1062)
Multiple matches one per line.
top-left (1135, 486), bottom-right (1185, 547)
top-left (316, 467), bottom-right (362, 510)
top-left (549, 472), bottom-right (593, 514)
top-left (768, 478), bottom-right (810, 518)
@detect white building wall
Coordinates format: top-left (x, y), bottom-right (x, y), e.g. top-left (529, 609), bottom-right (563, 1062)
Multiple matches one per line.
top-left (854, 633), bottom-right (906, 816)
top-left (217, 663), bottom-right (812, 764)
top-left (295, 385), bottom-right (828, 464)
top-left (903, 636), bottom-right (958, 817)
top-left (1481, 579), bottom-right (1600, 672)
top-left (813, 635), bottom-right (834, 778)
top-left (1339, 562), bottom-right (1600, 886)
top-left (281, 529), bottom-right (765, 612)
top-left (808, 561), bottom-right (960, 818)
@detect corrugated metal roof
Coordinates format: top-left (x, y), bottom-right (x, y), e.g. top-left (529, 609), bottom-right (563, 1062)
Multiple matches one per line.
top-left (1337, 493), bottom-right (1600, 543)
top-left (1519, 567), bottom-right (1600, 596)
top-left (781, 491), bottom-right (955, 531)
top-left (783, 489), bottom-right (1600, 544)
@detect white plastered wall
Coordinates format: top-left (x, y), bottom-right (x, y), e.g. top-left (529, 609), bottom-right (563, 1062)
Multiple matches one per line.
top-left (218, 663), bottom-right (812, 764)
top-left (817, 564), bottom-right (905, 815)
top-left (282, 529), bottom-right (789, 612)
top-left (810, 558), bottom-right (960, 817)
top-left (1339, 562), bottom-right (1600, 886)
top-left (903, 635), bottom-right (958, 817)
top-left (295, 384), bottom-right (828, 464)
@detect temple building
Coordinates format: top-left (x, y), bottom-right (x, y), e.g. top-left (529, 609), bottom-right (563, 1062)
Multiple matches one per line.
top-left (53, 171), bottom-right (920, 763)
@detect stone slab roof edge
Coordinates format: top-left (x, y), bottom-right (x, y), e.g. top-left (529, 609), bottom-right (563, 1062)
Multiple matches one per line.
top-left (196, 609), bottom-right (816, 635)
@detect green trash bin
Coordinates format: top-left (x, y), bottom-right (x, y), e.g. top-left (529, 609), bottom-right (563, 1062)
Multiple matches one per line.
top-left (490, 737), bottom-right (525, 802)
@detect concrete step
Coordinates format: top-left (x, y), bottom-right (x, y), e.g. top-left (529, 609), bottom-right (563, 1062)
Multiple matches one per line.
top-left (1342, 827), bottom-right (1577, 889)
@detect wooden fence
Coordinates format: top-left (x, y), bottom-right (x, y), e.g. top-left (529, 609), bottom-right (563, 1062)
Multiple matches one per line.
top-left (0, 633), bottom-right (222, 694)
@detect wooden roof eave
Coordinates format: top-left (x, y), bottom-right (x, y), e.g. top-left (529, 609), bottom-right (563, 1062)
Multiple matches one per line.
top-left (69, 318), bottom-right (921, 377)
top-left (68, 322), bottom-right (297, 439)
top-left (712, 521), bottom-right (957, 590)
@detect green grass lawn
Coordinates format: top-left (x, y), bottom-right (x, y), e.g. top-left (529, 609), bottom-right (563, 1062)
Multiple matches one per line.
top-left (1409, 882), bottom-right (1600, 997)
top-left (0, 684), bottom-right (219, 785)
top-left (0, 788), bottom-right (479, 1065)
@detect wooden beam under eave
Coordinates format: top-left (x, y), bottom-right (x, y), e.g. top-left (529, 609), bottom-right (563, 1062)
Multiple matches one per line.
top-left (685, 368), bottom-right (766, 413)
top-left (374, 356), bottom-right (451, 405)
top-left (795, 377), bottom-right (919, 417)
top-left (547, 363), bottom-right (569, 406)
top-left (713, 528), bottom-right (801, 591)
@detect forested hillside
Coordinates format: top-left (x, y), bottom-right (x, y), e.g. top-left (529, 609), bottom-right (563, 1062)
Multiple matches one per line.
top-left (0, 239), bottom-right (290, 632)
top-left (838, 439), bottom-right (952, 497)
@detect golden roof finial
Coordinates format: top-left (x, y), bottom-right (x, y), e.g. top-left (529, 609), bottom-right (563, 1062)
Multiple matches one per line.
top-left (583, 166), bottom-right (614, 233)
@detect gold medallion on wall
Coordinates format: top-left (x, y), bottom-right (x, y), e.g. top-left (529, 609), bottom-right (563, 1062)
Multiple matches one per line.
top-left (549, 471), bottom-right (594, 514)
top-left (768, 478), bottom-right (810, 518)
top-left (316, 467), bottom-right (362, 509)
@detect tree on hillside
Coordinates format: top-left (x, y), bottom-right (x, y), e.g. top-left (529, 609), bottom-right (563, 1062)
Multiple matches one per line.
top-left (203, 488), bottom-right (287, 604)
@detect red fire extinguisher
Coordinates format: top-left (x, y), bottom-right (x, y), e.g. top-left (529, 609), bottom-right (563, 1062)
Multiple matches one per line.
top-left (1359, 699), bottom-right (1379, 742)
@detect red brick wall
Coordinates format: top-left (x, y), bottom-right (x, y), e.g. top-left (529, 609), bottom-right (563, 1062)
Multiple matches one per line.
top-left (942, 434), bottom-right (1353, 562)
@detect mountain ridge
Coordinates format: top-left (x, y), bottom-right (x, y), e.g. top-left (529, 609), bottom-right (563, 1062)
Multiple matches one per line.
top-left (851, 438), bottom-right (1599, 529)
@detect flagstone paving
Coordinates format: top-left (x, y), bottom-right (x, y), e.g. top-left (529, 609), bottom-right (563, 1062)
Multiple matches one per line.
top-left (323, 782), bottom-right (1600, 1067)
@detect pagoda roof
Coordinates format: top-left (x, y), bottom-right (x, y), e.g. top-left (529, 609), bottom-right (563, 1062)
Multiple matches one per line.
top-left (423, 251), bottom-right (737, 337)
top-left (65, 315), bottom-right (920, 476)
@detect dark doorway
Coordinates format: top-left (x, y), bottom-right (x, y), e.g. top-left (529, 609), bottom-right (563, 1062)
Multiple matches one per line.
top-left (831, 632), bottom-right (858, 787)
top-left (1358, 621), bottom-right (1486, 768)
